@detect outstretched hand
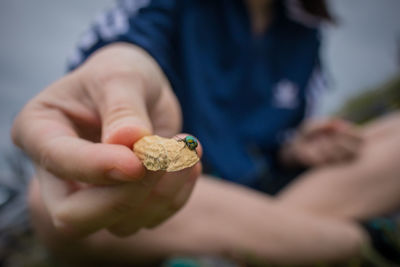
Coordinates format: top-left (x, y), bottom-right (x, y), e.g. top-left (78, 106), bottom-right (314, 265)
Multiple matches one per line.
top-left (12, 43), bottom-right (202, 237)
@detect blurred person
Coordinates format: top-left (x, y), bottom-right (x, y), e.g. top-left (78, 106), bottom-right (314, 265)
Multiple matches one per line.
top-left (11, 0), bottom-right (400, 265)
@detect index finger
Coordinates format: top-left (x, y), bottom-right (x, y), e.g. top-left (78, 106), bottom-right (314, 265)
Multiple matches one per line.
top-left (12, 102), bottom-right (145, 185)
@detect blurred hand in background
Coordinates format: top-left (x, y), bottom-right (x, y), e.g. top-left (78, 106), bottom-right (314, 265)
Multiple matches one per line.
top-left (280, 119), bottom-right (364, 168)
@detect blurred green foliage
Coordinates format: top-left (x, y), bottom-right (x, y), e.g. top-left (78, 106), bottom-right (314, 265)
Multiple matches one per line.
top-left (337, 74), bottom-right (400, 124)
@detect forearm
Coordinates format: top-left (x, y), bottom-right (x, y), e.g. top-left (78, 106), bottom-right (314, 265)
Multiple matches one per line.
top-left (30, 176), bottom-right (367, 265)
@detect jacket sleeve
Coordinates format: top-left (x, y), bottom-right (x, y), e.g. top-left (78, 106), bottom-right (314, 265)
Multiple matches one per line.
top-left (68, 0), bottom-right (180, 81)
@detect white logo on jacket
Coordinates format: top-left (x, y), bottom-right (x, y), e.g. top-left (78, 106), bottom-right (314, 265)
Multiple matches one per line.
top-left (271, 79), bottom-right (299, 109)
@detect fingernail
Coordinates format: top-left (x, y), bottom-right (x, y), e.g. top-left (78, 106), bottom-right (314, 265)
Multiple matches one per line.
top-left (108, 169), bottom-right (131, 181)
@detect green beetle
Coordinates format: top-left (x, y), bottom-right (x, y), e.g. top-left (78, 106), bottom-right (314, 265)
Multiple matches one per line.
top-left (177, 135), bottom-right (198, 151)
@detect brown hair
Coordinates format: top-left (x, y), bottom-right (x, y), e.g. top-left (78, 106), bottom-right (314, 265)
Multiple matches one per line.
top-left (298, 0), bottom-right (335, 22)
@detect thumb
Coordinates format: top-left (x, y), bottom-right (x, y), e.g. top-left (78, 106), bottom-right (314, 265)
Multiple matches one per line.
top-left (98, 78), bottom-right (156, 147)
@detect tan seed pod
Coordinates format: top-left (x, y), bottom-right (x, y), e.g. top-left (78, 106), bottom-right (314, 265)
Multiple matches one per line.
top-left (133, 135), bottom-right (199, 172)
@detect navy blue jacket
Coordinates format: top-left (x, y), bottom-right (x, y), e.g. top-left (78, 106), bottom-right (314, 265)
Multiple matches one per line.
top-left (69, 0), bottom-right (324, 190)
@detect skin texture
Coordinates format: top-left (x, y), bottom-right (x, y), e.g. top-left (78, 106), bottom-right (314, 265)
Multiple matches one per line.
top-left (12, 42), bottom-right (400, 265)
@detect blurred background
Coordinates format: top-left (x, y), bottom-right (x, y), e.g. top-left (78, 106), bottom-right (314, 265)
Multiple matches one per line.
top-left (0, 0), bottom-right (399, 265)
top-left (1, 0), bottom-right (400, 151)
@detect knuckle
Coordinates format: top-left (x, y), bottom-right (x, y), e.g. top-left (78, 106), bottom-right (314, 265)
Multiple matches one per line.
top-left (86, 66), bottom-right (148, 104)
top-left (91, 59), bottom-right (136, 83)
top-left (103, 104), bottom-right (139, 126)
top-left (96, 68), bottom-right (146, 95)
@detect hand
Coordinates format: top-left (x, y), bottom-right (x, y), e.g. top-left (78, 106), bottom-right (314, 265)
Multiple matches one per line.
top-left (12, 43), bottom-right (202, 237)
top-left (280, 119), bottom-right (363, 167)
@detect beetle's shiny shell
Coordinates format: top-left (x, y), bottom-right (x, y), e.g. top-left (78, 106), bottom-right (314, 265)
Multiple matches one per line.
top-left (184, 136), bottom-right (198, 150)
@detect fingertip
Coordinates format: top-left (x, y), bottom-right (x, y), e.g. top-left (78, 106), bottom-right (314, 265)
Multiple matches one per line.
top-left (192, 162), bottom-right (202, 179)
